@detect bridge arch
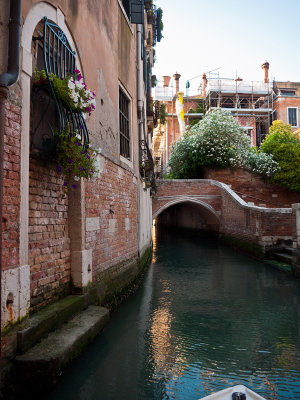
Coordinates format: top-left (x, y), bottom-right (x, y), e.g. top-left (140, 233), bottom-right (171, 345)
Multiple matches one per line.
top-left (152, 197), bottom-right (221, 221)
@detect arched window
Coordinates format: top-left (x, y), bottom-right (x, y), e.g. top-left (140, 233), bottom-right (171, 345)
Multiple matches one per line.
top-left (31, 17), bottom-right (89, 156)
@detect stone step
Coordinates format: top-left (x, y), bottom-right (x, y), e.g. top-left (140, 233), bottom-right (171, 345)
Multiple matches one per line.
top-left (264, 259), bottom-right (292, 273)
top-left (17, 295), bottom-right (86, 354)
top-left (273, 252), bottom-right (293, 265)
top-left (14, 306), bottom-right (109, 390)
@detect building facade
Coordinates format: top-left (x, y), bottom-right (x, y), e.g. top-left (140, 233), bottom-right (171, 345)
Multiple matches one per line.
top-left (153, 62), bottom-right (300, 175)
top-left (0, 0), bottom-right (160, 343)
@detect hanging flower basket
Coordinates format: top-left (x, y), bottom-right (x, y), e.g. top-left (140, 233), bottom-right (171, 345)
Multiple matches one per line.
top-left (33, 69), bottom-right (96, 115)
top-left (54, 124), bottom-right (99, 189)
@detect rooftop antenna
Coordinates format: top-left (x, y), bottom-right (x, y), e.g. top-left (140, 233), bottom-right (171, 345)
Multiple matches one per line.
top-left (206, 66), bottom-right (221, 79)
top-left (186, 67), bottom-right (221, 96)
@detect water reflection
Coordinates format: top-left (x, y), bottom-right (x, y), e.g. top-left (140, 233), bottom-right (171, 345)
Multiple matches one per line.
top-left (45, 227), bottom-right (300, 400)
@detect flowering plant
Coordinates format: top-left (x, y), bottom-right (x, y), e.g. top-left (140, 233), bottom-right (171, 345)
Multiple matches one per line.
top-left (55, 124), bottom-right (99, 189)
top-left (33, 69), bottom-right (96, 115)
top-left (168, 109), bottom-right (279, 179)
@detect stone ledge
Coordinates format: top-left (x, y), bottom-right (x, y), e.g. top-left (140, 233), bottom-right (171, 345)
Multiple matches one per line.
top-left (17, 295), bottom-right (86, 354)
top-left (14, 306), bottom-right (109, 390)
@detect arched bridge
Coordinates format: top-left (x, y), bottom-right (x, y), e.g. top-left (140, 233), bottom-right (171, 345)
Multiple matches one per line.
top-left (152, 179), bottom-right (299, 258)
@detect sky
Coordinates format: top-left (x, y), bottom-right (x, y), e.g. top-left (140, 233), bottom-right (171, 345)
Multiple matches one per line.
top-left (152, 0), bottom-right (300, 96)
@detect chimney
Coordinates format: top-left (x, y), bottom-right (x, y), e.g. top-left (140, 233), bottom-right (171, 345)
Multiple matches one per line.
top-left (202, 73), bottom-right (207, 97)
top-left (261, 61), bottom-right (269, 83)
top-left (173, 72), bottom-right (181, 94)
top-left (162, 75), bottom-right (171, 87)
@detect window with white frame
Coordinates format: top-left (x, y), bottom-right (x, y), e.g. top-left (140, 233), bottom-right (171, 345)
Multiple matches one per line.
top-left (287, 107), bottom-right (298, 127)
top-left (119, 87), bottom-right (131, 159)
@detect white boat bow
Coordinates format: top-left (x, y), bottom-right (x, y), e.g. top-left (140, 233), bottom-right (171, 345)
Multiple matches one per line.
top-left (199, 385), bottom-right (267, 400)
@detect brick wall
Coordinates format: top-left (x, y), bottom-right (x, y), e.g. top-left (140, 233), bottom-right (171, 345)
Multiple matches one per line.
top-left (85, 156), bottom-right (138, 276)
top-left (220, 188), bottom-right (296, 252)
top-left (28, 159), bottom-right (70, 310)
top-left (204, 168), bottom-right (300, 207)
top-left (153, 179), bottom-right (222, 219)
top-left (2, 101), bottom-right (21, 271)
top-left (236, 115), bottom-right (256, 146)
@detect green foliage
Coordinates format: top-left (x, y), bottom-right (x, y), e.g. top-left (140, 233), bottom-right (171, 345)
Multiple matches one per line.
top-left (168, 109), bottom-right (279, 180)
top-left (159, 103), bottom-right (167, 124)
top-left (55, 125), bottom-right (99, 189)
top-left (188, 101), bottom-right (205, 127)
top-left (168, 133), bottom-right (204, 178)
top-left (260, 120), bottom-right (300, 192)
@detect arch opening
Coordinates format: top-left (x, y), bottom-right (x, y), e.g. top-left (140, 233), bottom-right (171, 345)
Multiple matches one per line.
top-left (154, 200), bottom-right (220, 234)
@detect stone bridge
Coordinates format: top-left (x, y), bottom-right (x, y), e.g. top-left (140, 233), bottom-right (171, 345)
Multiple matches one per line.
top-left (153, 179), bottom-right (300, 259)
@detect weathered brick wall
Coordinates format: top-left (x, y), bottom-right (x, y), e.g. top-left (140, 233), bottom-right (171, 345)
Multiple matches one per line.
top-left (220, 188), bottom-right (296, 252)
top-left (28, 159), bottom-right (70, 310)
top-left (85, 156), bottom-right (138, 276)
top-left (236, 115), bottom-right (257, 146)
top-left (220, 189), bottom-right (258, 241)
top-left (204, 168), bottom-right (300, 207)
top-left (2, 101), bottom-right (21, 271)
top-left (153, 179), bottom-right (222, 219)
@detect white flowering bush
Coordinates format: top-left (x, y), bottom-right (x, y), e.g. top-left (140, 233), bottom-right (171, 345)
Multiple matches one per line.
top-left (33, 69), bottom-right (96, 115)
top-left (245, 148), bottom-right (280, 177)
top-left (168, 109), bottom-right (279, 179)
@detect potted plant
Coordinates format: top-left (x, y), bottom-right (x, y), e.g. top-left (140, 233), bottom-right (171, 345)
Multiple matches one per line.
top-left (33, 69), bottom-right (96, 115)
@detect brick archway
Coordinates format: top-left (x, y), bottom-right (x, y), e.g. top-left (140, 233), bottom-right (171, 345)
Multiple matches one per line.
top-left (153, 197), bottom-right (221, 221)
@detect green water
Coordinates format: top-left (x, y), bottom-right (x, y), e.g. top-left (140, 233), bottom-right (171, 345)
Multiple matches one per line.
top-left (46, 228), bottom-right (300, 400)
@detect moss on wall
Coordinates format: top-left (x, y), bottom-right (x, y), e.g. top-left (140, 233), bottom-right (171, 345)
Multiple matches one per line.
top-left (85, 246), bottom-right (152, 310)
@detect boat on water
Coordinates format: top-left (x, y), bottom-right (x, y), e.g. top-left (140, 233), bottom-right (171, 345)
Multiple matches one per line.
top-left (199, 385), bottom-right (267, 400)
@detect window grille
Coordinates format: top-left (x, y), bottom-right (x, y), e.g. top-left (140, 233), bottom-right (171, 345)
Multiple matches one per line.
top-left (119, 88), bottom-right (130, 159)
top-left (34, 17), bottom-right (89, 151)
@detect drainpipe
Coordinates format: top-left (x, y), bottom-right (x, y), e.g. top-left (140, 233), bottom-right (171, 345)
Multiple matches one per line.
top-left (0, 0), bottom-right (21, 368)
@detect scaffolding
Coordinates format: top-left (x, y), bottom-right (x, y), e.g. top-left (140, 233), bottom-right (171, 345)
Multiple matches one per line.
top-left (205, 78), bottom-right (274, 146)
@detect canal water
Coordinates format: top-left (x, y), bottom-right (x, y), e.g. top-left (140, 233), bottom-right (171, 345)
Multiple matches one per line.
top-left (46, 228), bottom-right (300, 400)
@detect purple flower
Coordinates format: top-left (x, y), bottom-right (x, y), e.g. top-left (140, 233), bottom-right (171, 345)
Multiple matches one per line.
top-left (91, 105), bottom-right (95, 110)
top-left (72, 184), bottom-right (77, 189)
top-left (86, 106), bottom-right (91, 113)
top-left (92, 91), bottom-right (96, 97)
top-left (63, 181), bottom-right (69, 186)
top-left (80, 150), bottom-right (85, 155)
top-left (76, 142), bottom-right (82, 146)
top-left (86, 154), bottom-right (90, 160)
top-left (91, 169), bottom-right (94, 174)
top-left (56, 165), bottom-right (62, 174)
top-left (67, 168), bottom-right (71, 173)
top-left (77, 74), bottom-right (83, 81)
top-left (79, 124), bottom-right (83, 129)
top-left (68, 158), bottom-right (73, 164)
top-left (74, 69), bottom-right (80, 74)
top-left (79, 166), bottom-right (84, 171)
